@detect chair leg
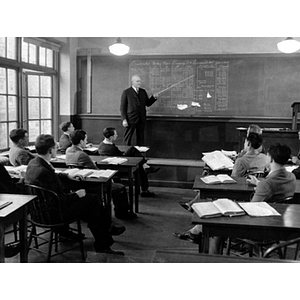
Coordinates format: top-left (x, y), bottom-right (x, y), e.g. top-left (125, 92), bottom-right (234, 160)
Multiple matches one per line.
top-left (47, 230), bottom-right (54, 263)
top-left (13, 222), bottom-right (18, 241)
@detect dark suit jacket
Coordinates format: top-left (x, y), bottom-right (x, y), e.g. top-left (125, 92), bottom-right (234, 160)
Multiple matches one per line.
top-left (120, 87), bottom-right (156, 124)
top-left (65, 145), bottom-right (97, 169)
top-left (59, 133), bottom-right (72, 152)
top-left (25, 156), bottom-right (78, 213)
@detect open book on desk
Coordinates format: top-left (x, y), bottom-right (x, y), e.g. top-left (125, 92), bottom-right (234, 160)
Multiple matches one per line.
top-left (61, 168), bottom-right (94, 178)
top-left (201, 174), bottom-right (236, 185)
top-left (134, 146), bottom-right (149, 152)
top-left (202, 150), bottom-right (234, 171)
top-left (87, 169), bottom-right (116, 179)
top-left (101, 157), bottom-right (128, 164)
top-left (238, 202), bottom-right (281, 217)
top-left (192, 198), bottom-right (245, 218)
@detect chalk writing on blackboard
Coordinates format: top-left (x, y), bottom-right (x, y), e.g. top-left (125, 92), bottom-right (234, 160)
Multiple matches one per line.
top-left (130, 60), bottom-right (229, 115)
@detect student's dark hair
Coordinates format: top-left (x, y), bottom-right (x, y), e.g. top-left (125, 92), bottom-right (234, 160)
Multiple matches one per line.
top-left (9, 128), bottom-right (27, 143)
top-left (35, 134), bottom-right (56, 155)
top-left (246, 132), bottom-right (263, 150)
top-left (59, 121), bottom-right (72, 132)
top-left (69, 129), bottom-right (86, 145)
top-left (103, 127), bottom-right (116, 138)
top-left (268, 143), bottom-right (291, 165)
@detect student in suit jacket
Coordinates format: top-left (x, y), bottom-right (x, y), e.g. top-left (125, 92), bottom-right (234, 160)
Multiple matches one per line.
top-left (58, 121), bottom-right (75, 153)
top-left (66, 129), bottom-right (137, 219)
top-left (98, 127), bottom-right (159, 197)
top-left (120, 74), bottom-right (159, 146)
top-left (9, 128), bottom-right (35, 166)
top-left (25, 134), bottom-right (125, 255)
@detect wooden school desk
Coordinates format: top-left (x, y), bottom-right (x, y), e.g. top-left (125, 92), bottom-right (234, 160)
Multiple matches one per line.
top-left (193, 175), bottom-right (300, 203)
top-left (0, 194), bottom-right (36, 262)
top-left (51, 156), bottom-right (142, 213)
top-left (55, 168), bottom-right (118, 222)
top-left (192, 203), bottom-right (300, 253)
top-left (193, 175), bottom-right (255, 201)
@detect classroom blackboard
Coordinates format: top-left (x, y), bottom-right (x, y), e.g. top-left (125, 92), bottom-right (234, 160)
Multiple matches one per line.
top-left (79, 54), bottom-right (300, 118)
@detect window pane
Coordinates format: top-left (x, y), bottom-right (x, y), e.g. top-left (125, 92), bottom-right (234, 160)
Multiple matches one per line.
top-left (22, 41), bottom-right (28, 62)
top-left (7, 69), bottom-right (17, 94)
top-left (28, 120), bottom-right (39, 142)
top-left (28, 97), bottom-right (39, 119)
top-left (8, 96), bottom-right (17, 120)
top-left (39, 47), bottom-right (46, 66)
top-left (0, 37), bottom-right (5, 58)
top-left (28, 75), bottom-right (39, 96)
top-left (0, 123), bottom-right (7, 149)
top-left (8, 122), bottom-right (18, 147)
top-left (41, 98), bottom-right (51, 118)
top-left (29, 44), bottom-right (37, 64)
top-left (0, 95), bottom-right (7, 121)
top-left (41, 120), bottom-right (51, 134)
top-left (46, 49), bottom-right (53, 68)
top-left (0, 67), bottom-right (7, 94)
top-left (41, 76), bottom-right (51, 97)
top-left (7, 37), bottom-right (16, 60)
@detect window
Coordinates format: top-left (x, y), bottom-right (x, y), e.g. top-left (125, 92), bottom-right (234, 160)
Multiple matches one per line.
top-left (26, 74), bottom-right (53, 142)
top-left (0, 67), bottom-right (18, 149)
top-left (0, 37), bottom-right (59, 151)
top-left (0, 37), bottom-right (17, 60)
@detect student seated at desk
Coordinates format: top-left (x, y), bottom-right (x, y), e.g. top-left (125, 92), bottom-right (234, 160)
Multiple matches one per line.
top-left (66, 129), bottom-right (137, 219)
top-left (231, 132), bottom-right (269, 177)
top-left (25, 134), bottom-right (125, 255)
top-left (174, 143), bottom-right (296, 253)
top-left (98, 127), bottom-right (159, 197)
top-left (237, 124), bottom-right (263, 159)
top-left (58, 121), bottom-right (75, 154)
top-left (9, 128), bottom-right (36, 167)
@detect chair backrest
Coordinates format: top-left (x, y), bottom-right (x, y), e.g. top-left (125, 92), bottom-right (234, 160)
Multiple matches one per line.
top-left (245, 170), bottom-right (265, 178)
top-left (263, 236), bottom-right (300, 260)
top-left (25, 184), bottom-right (64, 227)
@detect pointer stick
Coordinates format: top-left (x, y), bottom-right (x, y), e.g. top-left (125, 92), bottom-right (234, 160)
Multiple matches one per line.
top-left (157, 75), bottom-right (195, 95)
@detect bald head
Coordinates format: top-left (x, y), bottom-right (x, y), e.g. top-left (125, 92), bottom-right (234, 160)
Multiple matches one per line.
top-left (131, 75), bottom-right (141, 88)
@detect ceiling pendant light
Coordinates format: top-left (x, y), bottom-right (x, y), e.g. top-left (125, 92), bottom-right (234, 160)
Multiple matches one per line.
top-left (109, 38), bottom-right (130, 56)
top-left (277, 37), bottom-right (300, 54)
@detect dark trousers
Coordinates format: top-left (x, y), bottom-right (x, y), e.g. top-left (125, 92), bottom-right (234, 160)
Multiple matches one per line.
top-left (123, 119), bottom-right (145, 146)
top-left (63, 193), bottom-right (114, 250)
top-left (124, 146), bottom-right (149, 192)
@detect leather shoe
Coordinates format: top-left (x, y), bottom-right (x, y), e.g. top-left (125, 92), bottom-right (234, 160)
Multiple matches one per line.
top-left (5, 242), bottom-right (21, 258)
top-left (115, 212), bottom-right (138, 220)
top-left (140, 190), bottom-right (155, 197)
top-left (173, 232), bottom-right (200, 244)
top-left (179, 201), bottom-right (193, 213)
top-left (109, 225), bottom-right (126, 236)
top-left (145, 166), bottom-right (160, 174)
top-left (96, 247), bottom-right (125, 256)
top-left (57, 230), bottom-right (85, 241)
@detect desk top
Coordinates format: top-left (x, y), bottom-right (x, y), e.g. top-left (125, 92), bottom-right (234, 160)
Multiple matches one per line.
top-left (193, 175), bottom-right (254, 193)
top-left (0, 194), bottom-right (36, 218)
top-left (192, 203), bottom-right (300, 231)
top-left (51, 155), bottom-right (142, 168)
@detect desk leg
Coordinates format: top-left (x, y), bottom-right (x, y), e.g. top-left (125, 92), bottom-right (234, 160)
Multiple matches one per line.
top-left (134, 167), bottom-right (140, 213)
top-left (105, 180), bottom-right (112, 223)
top-left (19, 206), bottom-right (28, 263)
top-left (201, 226), bottom-right (210, 254)
top-left (128, 168), bottom-right (134, 214)
top-left (0, 224), bottom-right (4, 262)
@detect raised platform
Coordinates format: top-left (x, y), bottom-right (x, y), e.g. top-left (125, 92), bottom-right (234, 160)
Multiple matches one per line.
top-left (147, 158), bottom-right (205, 189)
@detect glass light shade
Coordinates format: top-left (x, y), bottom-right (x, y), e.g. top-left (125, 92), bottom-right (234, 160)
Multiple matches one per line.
top-left (109, 38), bottom-right (130, 56)
top-left (277, 37), bottom-right (300, 54)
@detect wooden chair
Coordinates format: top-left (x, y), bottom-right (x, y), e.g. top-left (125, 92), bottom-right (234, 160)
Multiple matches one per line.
top-left (25, 184), bottom-right (85, 262)
top-left (263, 236), bottom-right (300, 260)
